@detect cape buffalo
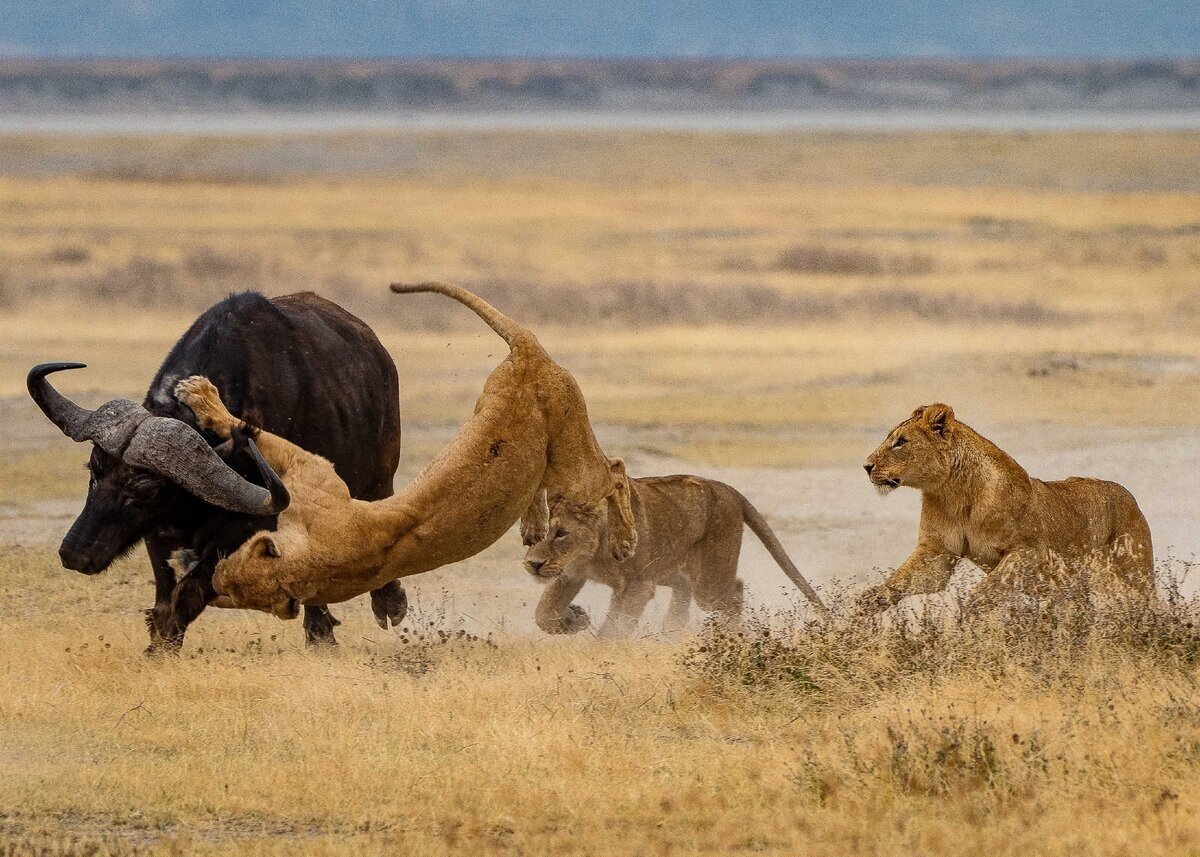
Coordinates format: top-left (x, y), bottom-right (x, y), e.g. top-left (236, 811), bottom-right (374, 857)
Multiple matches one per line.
top-left (29, 291), bottom-right (407, 651)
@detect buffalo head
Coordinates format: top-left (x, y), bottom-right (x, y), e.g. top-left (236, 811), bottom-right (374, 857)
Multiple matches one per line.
top-left (28, 362), bottom-right (289, 575)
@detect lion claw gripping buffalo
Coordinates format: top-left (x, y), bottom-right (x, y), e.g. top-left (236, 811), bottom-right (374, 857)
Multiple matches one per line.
top-left (29, 362), bottom-right (290, 518)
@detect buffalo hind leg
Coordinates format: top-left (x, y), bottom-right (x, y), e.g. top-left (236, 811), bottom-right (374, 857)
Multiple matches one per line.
top-left (369, 580), bottom-right (409, 630)
top-left (303, 605), bottom-right (341, 646)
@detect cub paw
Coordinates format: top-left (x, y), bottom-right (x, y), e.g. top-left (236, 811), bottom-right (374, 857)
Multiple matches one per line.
top-left (562, 603), bottom-right (591, 634)
top-left (537, 604), bottom-right (591, 635)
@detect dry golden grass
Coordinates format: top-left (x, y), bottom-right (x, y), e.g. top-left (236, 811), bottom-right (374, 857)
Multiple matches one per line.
top-left (3, 544), bottom-right (1200, 855)
top-left (3, 130), bottom-right (1200, 854)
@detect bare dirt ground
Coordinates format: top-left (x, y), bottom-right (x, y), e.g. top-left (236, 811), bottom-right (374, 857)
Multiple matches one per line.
top-left (6, 396), bottom-right (1197, 638)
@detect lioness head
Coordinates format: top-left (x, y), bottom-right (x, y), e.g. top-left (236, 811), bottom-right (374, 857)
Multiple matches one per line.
top-left (213, 527), bottom-right (306, 620)
top-left (523, 498), bottom-right (606, 579)
top-left (864, 403), bottom-right (956, 494)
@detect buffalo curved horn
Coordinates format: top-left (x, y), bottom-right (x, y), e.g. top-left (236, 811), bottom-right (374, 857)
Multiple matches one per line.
top-left (27, 361), bottom-right (89, 436)
top-left (27, 362), bottom-right (287, 516)
top-left (123, 418), bottom-right (289, 515)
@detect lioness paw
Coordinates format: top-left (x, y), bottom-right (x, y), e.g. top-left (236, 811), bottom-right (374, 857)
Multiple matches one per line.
top-left (610, 535), bottom-right (637, 562)
top-left (520, 518), bottom-right (548, 547)
top-left (174, 376), bottom-right (227, 431)
top-left (854, 584), bottom-right (897, 616)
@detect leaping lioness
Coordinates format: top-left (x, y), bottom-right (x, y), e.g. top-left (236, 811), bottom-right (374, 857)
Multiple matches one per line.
top-left (858, 403), bottom-right (1153, 612)
top-left (175, 282), bottom-right (636, 619)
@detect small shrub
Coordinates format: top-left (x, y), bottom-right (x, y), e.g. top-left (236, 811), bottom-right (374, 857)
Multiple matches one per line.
top-left (776, 244), bottom-right (936, 277)
top-left (47, 244), bottom-right (91, 264)
top-left (682, 560), bottom-right (1200, 701)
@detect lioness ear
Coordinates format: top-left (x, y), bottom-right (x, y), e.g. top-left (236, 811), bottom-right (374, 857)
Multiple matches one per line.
top-left (255, 535), bottom-right (281, 559)
top-left (923, 403), bottom-right (955, 438)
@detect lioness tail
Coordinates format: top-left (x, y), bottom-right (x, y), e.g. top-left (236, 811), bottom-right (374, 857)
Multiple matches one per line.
top-left (390, 281), bottom-right (531, 350)
top-left (737, 492), bottom-right (828, 614)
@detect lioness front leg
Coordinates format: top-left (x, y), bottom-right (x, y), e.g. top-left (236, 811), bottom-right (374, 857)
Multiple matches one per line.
top-left (856, 542), bottom-right (958, 614)
top-left (964, 548), bottom-right (1045, 613)
top-left (534, 571), bottom-right (590, 635)
top-left (176, 376), bottom-right (303, 476)
top-left (520, 490), bottom-right (549, 547)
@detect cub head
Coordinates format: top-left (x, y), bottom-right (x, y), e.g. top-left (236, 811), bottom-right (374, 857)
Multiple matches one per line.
top-left (523, 497), bottom-right (606, 580)
top-left (864, 403), bottom-right (956, 494)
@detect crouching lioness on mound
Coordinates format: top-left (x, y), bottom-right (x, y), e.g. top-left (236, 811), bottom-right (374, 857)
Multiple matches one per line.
top-left (524, 465), bottom-right (827, 637)
top-left (175, 282), bottom-right (636, 618)
top-left (858, 403), bottom-right (1153, 613)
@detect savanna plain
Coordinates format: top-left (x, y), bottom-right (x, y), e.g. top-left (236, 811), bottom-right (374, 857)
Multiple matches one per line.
top-left (2, 129), bottom-right (1200, 855)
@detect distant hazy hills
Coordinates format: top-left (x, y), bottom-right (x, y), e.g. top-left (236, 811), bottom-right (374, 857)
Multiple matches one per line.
top-left (1, 59), bottom-right (1198, 113)
top-left (1, 1), bottom-right (1198, 60)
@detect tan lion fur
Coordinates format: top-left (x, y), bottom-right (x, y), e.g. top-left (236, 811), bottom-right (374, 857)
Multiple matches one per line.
top-left (524, 462), bottom-right (826, 638)
top-left (175, 282), bottom-right (635, 618)
top-left (858, 403), bottom-right (1154, 613)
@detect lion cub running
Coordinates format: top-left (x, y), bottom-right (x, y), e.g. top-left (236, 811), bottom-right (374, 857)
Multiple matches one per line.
top-left (175, 282), bottom-right (635, 619)
top-left (859, 403), bottom-right (1153, 612)
top-left (524, 464), bottom-right (827, 637)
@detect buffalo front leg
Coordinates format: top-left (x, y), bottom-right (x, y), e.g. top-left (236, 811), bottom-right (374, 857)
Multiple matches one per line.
top-left (369, 580), bottom-right (409, 630)
top-left (143, 534), bottom-right (179, 654)
top-left (157, 558), bottom-right (220, 651)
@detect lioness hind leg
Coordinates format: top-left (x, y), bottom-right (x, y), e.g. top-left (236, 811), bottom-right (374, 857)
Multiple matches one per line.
top-left (520, 490), bottom-right (549, 547)
top-left (1109, 512), bottom-right (1155, 598)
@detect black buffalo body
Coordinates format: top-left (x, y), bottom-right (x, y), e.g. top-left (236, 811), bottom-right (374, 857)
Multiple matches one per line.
top-left (59, 291), bottom-right (406, 650)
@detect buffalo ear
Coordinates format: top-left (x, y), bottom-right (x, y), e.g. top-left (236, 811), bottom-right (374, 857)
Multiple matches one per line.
top-left (255, 535), bottom-right (281, 559)
top-left (923, 403), bottom-right (955, 438)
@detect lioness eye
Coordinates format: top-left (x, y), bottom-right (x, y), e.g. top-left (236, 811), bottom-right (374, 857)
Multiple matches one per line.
top-left (892, 437), bottom-right (907, 448)
top-left (554, 529), bottom-right (567, 540)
